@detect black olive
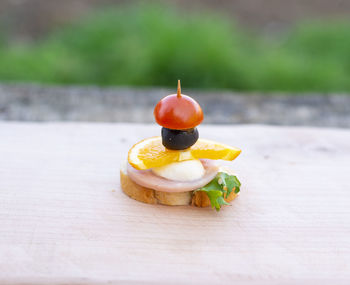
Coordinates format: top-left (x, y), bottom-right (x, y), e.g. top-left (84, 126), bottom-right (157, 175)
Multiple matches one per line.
top-left (161, 127), bottom-right (199, 150)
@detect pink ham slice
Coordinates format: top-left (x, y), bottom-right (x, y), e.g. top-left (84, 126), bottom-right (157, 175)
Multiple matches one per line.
top-left (127, 159), bottom-right (219, 193)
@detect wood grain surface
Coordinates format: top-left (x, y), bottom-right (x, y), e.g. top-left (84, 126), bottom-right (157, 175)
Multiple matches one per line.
top-left (0, 123), bottom-right (349, 285)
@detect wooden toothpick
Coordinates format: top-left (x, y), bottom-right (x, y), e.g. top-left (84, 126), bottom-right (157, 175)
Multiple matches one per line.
top-left (177, 80), bottom-right (181, 98)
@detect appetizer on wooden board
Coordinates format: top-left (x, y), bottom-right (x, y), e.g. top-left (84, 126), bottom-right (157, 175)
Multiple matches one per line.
top-left (121, 80), bottom-right (241, 211)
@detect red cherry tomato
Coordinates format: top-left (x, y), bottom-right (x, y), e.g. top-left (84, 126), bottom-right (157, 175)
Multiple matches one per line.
top-left (154, 94), bottom-right (203, 130)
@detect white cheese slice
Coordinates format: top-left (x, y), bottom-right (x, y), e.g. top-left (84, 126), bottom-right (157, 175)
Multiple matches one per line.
top-left (151, 159), bottom-right (205, 182)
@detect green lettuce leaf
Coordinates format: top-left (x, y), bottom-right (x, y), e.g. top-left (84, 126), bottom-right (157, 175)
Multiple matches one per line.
top-left (195, 172), bottom-right (241, 211)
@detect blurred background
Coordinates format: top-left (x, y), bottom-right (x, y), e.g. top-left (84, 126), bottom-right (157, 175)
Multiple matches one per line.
top-left (0, 0), bottom-right (349, 126)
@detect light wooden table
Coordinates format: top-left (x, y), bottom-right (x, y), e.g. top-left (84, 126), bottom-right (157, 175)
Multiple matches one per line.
top-left (0, 123), bottom-right (349, 285)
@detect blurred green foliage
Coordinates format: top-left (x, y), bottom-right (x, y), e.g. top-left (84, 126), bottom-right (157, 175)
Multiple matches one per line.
top-left (0, 4), bottom-right (350, 92)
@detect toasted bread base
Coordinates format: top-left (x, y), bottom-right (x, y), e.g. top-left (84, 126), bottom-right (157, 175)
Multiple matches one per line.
top-left (120, 166), bottom-right (238, 207)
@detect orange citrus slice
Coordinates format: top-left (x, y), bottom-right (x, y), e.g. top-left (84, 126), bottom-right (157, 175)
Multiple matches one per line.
top-left (128, 137), bottom-right (241, 170)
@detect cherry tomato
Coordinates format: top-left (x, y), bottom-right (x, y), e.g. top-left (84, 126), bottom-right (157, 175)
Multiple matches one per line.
top-left (154, 94), bottom-right (203, 130)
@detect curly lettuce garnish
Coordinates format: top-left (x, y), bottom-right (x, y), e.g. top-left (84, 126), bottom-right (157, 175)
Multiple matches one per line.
top-left (195, 172), bottom-right (241, 211)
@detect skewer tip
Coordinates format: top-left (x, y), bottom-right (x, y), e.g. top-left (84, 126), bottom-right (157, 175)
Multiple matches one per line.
top-left (177, 80), bottom-right (181, 98)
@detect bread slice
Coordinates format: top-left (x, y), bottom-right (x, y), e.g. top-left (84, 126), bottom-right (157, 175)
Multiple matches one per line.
top-left (120, 165), bottom-right (238, 207)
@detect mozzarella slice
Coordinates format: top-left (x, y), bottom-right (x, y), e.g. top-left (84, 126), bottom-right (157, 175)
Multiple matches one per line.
top-left (151, 159), bottom-right (205, 181)
top-left (127, 159), bottom-right (218, 192)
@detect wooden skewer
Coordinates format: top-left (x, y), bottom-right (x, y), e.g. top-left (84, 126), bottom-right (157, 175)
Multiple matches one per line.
top-left (177, 80), bottom-right (181, 98)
